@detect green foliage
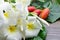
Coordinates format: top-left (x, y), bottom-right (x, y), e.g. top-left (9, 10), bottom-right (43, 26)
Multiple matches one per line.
top-left (30, 0), bottom-right (60, 23)
top-left (46, 3), bottom-right (60, 23)
top-left (30, 0), bottom-right (44, 9)
top-left (33, 37), bottom-right (43, 40)
top-left (38, 24), bottom-right (47, 40)
top-left (56, 0), bottom-right (60, 4)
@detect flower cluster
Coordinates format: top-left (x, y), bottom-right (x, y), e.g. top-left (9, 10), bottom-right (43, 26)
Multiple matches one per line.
top-left (0, 0), bottom-right (49, 40)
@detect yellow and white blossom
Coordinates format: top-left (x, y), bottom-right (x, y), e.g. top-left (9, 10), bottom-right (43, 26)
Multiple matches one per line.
top-left (0, 2), bottom-right (25, 40)
top-left (25, 16), bottom-right (42, 37)
top-left (2, 23), bottom-right (22, 40)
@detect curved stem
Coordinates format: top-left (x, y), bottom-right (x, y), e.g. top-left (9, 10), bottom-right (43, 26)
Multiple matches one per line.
top-left (31, 13), bottom-right (49, 26)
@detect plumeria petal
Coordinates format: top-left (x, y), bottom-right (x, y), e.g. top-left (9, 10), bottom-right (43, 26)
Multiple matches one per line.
top-left (6, 32), bottom-right (22, 40)
top-left (15, 3), bottom-right (28, 19)
top-left (16, 0), bottom-right (31, 6)
top-left (15, 0), bottom-right (31, 19)
top-left (0, 5), bottom-right (7, 27)
top-left (0, 2), bottom-right (11, 12)
top-left (0, 0), bottom-right (4, 4)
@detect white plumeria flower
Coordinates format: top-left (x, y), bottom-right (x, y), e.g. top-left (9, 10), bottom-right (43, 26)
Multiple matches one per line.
top-left (0, 2), bottom-right (23, 25)
top-left (25, 16), bottom-right (42, 37)
top-left (0, 2), bottom-right (17, 25)
top-left (0, 2), bottom-right (12, 19)
top-left (15, 0), bottom-right (31, 18)
top-left (1, 22), bottom-right (22, 40)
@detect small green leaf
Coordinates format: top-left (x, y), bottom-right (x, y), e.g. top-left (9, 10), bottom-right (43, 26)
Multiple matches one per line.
top-left (38, 24), bottom-right (47, 40)
top-left (28, 13), bottom-right (34, 16)
top-left (33, 37), bottom-right (43, 40)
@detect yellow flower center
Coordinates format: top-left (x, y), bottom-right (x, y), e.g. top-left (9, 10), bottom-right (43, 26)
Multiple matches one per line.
top-left (8, 25), bottom-right (17, 33)
top-left (4, 12), bottom-right (9, 18)
top-left (27, 22), bottom-right (35, 30)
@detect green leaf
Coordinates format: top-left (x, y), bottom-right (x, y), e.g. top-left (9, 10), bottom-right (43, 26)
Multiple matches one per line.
top-left (38, 23), bottom-right (47, 40)
top-left (28, 13), bottom-right (34, 16)
top-left (56, 0), bottom-right (60, 4)
top-left (30, 0), bottom-right (52, 9)
top-left (30, 0), bottom-right (44, 9)
top-left (33, 37), bottom-right (43, 40)
top-left (43, 1), bottom-right (52, 8)
top-left (46, 3), bottom-right (60, 23)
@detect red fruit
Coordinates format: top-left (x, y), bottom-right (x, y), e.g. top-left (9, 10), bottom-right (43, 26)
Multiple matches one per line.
top-left (33, 9), bottom-right (42, 16)
top-left (28, 6), bottom-right (36, 12)
top-left (39, 8), bottom-right (50, 19)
